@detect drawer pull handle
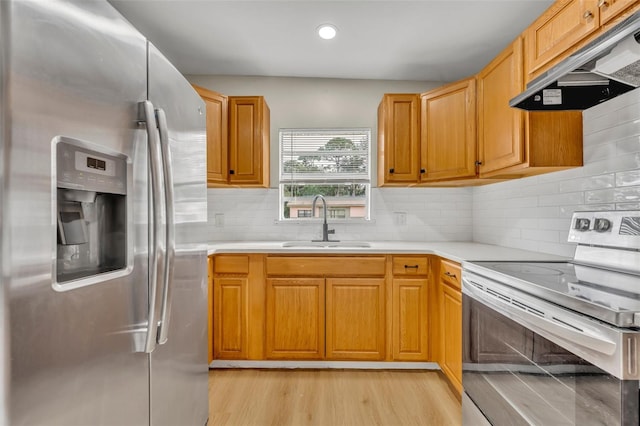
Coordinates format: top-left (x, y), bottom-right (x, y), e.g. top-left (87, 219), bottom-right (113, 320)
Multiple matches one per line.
top-left (444, 271), bottom-right (457, 278)
top-left (405, 265), bottom-right (419, 269)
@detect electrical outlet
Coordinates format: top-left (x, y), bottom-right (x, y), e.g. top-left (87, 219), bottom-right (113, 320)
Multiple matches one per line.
top-left (214, 213), bottom-right (225, 227)
top-left (393, 211), bottom-right (407, 226)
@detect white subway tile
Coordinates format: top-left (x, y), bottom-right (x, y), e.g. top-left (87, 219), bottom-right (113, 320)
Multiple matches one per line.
top-left (558, 174), bottom-right (614, 193)
top-left (616, 170), bottom-right (640, 187)
top-left (617, 202), bottom-right (640, 210)
top-left (539, 192), bottom-right (584, 206)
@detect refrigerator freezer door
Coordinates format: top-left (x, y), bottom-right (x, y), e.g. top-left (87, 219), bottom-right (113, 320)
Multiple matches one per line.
top-left (5, 1), bottom-right (150, 424)
top-left (147, 43), bottom-right (209, 426)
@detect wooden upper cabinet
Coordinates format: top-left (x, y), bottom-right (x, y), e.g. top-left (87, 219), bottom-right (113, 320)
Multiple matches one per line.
top-left (524, 0), bottom-right (640, 82)
top-left (193, 87), bottom-right (270, 188)
top-left (477, 38), bottom-right (525, 176)
top-left (478, 37), bottom-right (583, 179)
top-left (193, 85), bottom-right (228, 186)
top-left (377, 94), bottom-right (421, 186)
top-left (228, 96), bottom-right (270, 187)
top-left (525, 0), bottom-right (600, 80)
top-left (599, 0), bottom-right (639, 25)
top-left (420, 77), bottom-right (477, 182)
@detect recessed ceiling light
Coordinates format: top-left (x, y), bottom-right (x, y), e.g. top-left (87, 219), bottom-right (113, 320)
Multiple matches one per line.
top-left (317, 24), bottom-right (337, 40)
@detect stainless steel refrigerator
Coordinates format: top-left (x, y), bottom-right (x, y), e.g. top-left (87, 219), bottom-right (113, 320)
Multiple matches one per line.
top-left (0, 1), bottom-right (209, 424)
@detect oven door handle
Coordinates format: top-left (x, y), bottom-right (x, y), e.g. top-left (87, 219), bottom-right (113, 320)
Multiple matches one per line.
top-left (463, 279), bottom-right (617, 356)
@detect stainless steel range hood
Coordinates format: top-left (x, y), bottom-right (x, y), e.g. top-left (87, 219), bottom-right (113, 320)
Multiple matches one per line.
top-left (510, 11), bottom-right (640, 111)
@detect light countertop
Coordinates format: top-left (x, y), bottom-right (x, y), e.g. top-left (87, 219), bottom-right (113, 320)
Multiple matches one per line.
top-left (207, 241), bottom-right (569, 264)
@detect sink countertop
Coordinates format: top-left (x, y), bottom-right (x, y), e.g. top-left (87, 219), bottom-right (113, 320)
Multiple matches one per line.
top-left (207, 241), bottom-right (569, 263)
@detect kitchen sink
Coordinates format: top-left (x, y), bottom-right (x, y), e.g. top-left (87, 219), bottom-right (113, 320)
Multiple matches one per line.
top-left (281, 241), bottom-right (371, 248)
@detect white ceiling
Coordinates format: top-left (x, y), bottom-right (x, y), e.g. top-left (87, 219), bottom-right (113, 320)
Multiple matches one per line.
top-left (109, 0), bottom-right (554, 82)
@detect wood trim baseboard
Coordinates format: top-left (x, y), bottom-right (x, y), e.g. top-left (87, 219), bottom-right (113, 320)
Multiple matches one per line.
top-left (210, 360), bottom-right (441, 370)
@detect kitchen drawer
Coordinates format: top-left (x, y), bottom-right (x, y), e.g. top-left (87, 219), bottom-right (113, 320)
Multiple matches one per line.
top-left (265, 256), bottom-right (386, 277)
top-left (213, 255), bottom-right (250, 274)
top-left (440, 259), bottom-right (461, 291)
top-left (392, 256), bottom-right (429, 276)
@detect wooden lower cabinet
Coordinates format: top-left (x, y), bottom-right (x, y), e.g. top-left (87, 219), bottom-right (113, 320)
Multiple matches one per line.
top-left (213, 277), bottom-right (248, 359)
top-left (392, 278), bottom-right (429, 361)
top-left (441, 284), bottom-right (462, 395)
top-left (207, 257), bottom-right (214, 364)
top-left (435, 258), bottom-right (463, 396)
top-left (210, 254), bottom-right (442, 365)
top-left (326, 278), bottom-right (386, 360)
top-left (265, 278), bottom-right (325, 360)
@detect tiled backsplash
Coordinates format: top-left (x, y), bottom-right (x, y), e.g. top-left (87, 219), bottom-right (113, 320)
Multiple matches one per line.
top-left (206, 88), bottom-right (640, 256)
top-left (207, 187), bottom-right (473, 242)
top-left (473, 89), bottom-right (640, 257)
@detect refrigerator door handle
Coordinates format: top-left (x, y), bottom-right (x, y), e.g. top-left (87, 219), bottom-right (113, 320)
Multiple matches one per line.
top-left (141, 100), bottom-right (166, 354)
top-left (155, 107), bottom-right (175, 345)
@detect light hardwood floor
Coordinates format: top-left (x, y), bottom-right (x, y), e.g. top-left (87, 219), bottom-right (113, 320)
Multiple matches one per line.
top-left (208, 369), bottom-right (461, 426)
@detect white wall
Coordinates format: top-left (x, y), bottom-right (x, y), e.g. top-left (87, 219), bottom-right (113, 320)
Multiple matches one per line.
top-left (473, 89), bottom-right (640, 257)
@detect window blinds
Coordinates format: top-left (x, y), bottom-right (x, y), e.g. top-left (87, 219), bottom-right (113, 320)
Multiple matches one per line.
top-left (279, 128), bottom-right (370, 182)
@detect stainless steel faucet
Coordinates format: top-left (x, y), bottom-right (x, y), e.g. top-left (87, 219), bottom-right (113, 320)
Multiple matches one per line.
top-left (311, 194), bottom-right (338, 242)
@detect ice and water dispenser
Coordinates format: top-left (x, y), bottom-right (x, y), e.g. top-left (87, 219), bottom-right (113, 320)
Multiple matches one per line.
top-left (55, 140), bottom-right (127, 284)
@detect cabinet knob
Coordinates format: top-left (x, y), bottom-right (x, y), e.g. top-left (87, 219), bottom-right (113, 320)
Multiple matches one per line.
top-left (475, 161), bottom-right (483, 166)
top-left (420, 168), bottom-right (426, 174)
top-left (389, 168), bottom-right (395, 174)
top-left (597, 0), bottom-right (609, 7)
top-left (229, 170), bottom-right (235, 175)
top-left (583, 10), bottom-right (594, 19)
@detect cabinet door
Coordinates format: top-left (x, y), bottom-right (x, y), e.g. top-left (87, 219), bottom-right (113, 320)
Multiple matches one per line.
top-left (378, 94), bottom-right (420, 185)
top-left (193, 85), bottom-right (228, 186)
top-left (525, 0), bottom-right (599, 79)
top-left (420, 78), bottom-right (477, 182)
top-left (208, 258), bottom-right (214, 364)
top-left (265, 278), bottom-right (325, 359)
top-left (477, 38), bottom-right (525, 176)
top-left (228, 96), bottom-right (269, 186)
top-left (392, 278), bottom-right (429, 361)
top-left (441, 283), bottom-right (462, 395)
top-left (326, 278), bottom-right (386, 360)
top-left (599, 0), bottom-right (637, 25)
top-left (213, 277), bottom-right (248, 359)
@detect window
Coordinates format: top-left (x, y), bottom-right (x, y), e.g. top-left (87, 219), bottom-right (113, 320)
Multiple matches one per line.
top-left (328, 208), bottom-right (347, 219)
top-left (280, 128), bottom-right (371, 221)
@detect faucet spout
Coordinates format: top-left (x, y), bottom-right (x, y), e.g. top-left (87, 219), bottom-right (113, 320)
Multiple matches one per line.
top-left (311, 194), bottom-right (338, 242)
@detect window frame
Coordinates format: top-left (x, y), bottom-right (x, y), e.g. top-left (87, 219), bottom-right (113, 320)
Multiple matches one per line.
top-left (278, 128), bottom-right (372, 222)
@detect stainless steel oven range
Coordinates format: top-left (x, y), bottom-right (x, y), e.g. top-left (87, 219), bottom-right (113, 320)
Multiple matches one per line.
top-left (462, 211), bottom-right (640, 426)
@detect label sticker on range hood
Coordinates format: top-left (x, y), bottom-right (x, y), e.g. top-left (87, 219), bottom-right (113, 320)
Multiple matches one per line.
top-left (542, 89), bottom-right (562, 105)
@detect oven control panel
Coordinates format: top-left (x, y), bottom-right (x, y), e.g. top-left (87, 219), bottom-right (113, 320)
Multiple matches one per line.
top-left (569, 211), bottom-right (640, 249)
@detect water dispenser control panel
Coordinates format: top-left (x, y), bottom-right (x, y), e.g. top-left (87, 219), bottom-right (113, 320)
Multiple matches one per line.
top-left (57, 141), bottom-right (126, 195)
